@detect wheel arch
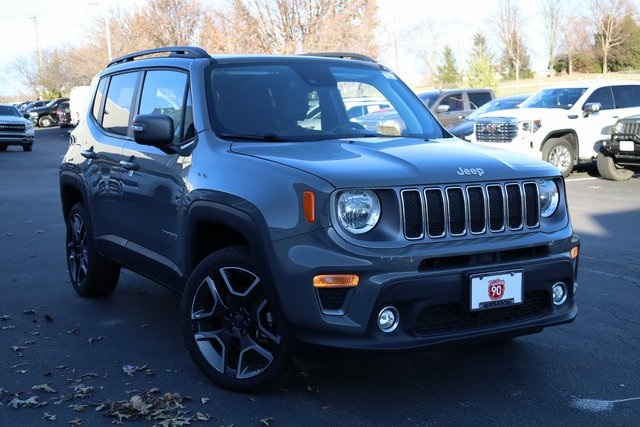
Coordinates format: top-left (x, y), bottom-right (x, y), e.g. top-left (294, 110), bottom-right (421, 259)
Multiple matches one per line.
top-left (59, 172), bottom-right (89, 222)
top-left (541, 130), bottom-right (578, 159)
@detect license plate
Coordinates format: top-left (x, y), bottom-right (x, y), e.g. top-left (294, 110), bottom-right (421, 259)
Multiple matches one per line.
top-left (470, 271), bottom-right (523, 311)
top-left (619, 140), bottom-right (634, 152)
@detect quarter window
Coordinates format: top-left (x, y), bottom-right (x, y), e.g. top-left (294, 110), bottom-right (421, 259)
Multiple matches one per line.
top-left (103, 72), bottom-right (139, 135)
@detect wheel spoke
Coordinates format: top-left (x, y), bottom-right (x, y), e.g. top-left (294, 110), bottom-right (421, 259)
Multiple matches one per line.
top-left (220, 266), bottom-right (260, 297)
top-left (236, 334), bottom-right (274, 379)
top-left (191, 276), bottom-right (230, 321)
top-left (195, 329), bottom-right (231, 375)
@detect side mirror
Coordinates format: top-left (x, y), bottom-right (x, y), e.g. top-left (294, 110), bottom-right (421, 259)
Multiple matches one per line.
top-left (582, 102), bottom-right (601, 117)
top-left (436, 104), bottom-right (450, 113)
top-left (132, 114), bottom-right (174, 147)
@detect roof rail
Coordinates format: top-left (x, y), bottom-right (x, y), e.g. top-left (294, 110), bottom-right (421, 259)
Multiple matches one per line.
top-left (301, 52), bottom-right (378, 64)
top-left (107, 46), bottom-right (210, 68)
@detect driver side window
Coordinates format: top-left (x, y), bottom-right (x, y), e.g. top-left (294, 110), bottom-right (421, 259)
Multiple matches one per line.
top-left (139, 70), bottom-right (190, 144)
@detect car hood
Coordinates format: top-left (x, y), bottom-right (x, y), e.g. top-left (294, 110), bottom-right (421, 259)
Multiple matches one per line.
top-left (0, 115), bottom-right (30, 125)
top-left (230, 137), bottom-right (560, 188)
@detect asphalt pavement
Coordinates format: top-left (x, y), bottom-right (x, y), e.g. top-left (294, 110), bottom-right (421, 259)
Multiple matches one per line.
top-left (1, 128), bottom-right (638, 426)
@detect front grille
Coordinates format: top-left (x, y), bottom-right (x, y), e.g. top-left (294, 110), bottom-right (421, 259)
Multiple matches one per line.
top-left (620, 121), bottom-right (640, 135)
top-left (414, 290), bottom-right (550, 336)
top-left (475, 119), bottom-right (518, 143)
top-left (0, 124), bottom-right (26, 133)
top-left (401, 181), bottom-right (540, 240)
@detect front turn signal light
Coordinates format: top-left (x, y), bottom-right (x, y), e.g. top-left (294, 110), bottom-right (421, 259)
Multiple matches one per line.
top-left (313, 274), bottom-right (359, 288)
top-left (303, 191), bottom-right (315, 223)
top-left (570, 246), bottom-right (579, 260)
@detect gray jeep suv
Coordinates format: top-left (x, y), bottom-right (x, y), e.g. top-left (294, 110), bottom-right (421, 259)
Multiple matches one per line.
top-left (59, 47), bottom-right (580, 392)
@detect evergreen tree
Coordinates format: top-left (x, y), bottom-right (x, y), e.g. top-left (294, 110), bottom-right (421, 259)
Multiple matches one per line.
top-left (436, 46), bottom-right (461, 86)
top-left (465, 33), bottom-right (497, 89)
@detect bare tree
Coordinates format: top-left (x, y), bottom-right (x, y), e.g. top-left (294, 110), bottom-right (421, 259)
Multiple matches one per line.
top-left (200, 0), bottom-right (379, 56)
top-left (592, 0), bottom-right (637, 73)
top-left (562, 15), bottom-right (593, 74)
top-left (492, 0), bottom-right (528, 82)
top-left (539, 0), bottom-right (565, 70)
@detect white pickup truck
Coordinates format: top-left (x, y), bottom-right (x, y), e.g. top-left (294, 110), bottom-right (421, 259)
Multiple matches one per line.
top-left (467, 80), bottom-right (640, 176)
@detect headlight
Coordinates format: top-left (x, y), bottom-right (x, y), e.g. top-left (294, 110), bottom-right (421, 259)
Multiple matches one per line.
top-left (539, 179), bottom-right (559, 218)
top-left (614, 121), bottom-right (625, 134)
top-left (25, 121), bottom-right (34, 131)
top-left (522, 119), bottom-right (542, 133)
top-left (336, 190), bottom-right (381, 234)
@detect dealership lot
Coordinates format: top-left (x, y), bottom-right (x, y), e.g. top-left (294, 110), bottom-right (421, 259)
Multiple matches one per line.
top-left (1, 128), bottom-right (638, 426)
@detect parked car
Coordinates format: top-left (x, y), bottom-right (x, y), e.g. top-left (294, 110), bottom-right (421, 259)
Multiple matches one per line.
top-left (300, 97), bottom-right (390, 130)
top-left (60, 46), bottom-right (579, 393)
top-left (417, 88), bottom-right (496, 127)
top-left (468, 81), bottom-right (640, 177)
top-left (595, 114), bottom-right (640, 181)
top-left (446, 94), bottom-right (530, 140)
top-left (20, 100), bottom-right (47, 118)
top-left (55, 101), bottom-right (72, 127)
top-left (0, 104), bottom-right (35, 152)
top-left (354, 88), bottom-right (496, 134)
top-left (28, 97), bottom-right (69, 127)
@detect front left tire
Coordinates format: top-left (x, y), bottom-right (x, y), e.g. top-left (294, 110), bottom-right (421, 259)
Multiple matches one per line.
top-left (181, 245), bottom-right (292, 393)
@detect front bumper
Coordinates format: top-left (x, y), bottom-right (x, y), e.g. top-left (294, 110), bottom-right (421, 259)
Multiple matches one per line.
top-left (268, 228), bottom-right (579, 352)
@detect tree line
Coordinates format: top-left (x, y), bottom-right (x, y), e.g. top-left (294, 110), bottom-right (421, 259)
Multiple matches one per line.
top-left (6, 0), bottom-right (640, 100)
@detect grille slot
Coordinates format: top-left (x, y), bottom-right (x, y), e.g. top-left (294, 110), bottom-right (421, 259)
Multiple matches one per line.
top-left (475, 120), bottom-right (518, 143)
top-left (401, 181), bottom-right (540, 240)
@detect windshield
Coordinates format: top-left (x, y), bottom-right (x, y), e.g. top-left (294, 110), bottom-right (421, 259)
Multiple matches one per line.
top-left (0, 105), bottom-right (21, 117)
top-left (520, 87), bottom-right (587, 110)
top-left (208, 60), bottom-right (443, 142)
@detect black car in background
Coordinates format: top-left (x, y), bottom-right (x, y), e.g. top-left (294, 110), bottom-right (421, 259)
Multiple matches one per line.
top-left (28, 97), bottom-right (69, 127)
top-left (19, 100), bottom-right (47, 118)
top-left (446, 93), bottom-right (530, 140)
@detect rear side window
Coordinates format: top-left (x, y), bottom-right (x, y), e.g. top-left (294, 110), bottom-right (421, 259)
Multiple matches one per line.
top-left (102, 72), bottom-right (139, 135)
top-left (139, 70), bottom-right (189, 144)
top-left (612, 85), bottom-right (640, 108)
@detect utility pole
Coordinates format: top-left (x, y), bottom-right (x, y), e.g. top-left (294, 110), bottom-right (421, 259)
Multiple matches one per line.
top-left (31, 15), bottom-right (42, 99)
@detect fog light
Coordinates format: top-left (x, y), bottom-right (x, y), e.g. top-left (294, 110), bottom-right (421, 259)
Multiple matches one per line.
top-left (377, 306), bottom-right (399, 333)
top-left (552, 282), bottom-right (568, 305)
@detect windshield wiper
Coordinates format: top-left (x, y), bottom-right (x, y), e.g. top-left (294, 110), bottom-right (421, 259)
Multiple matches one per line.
top-left (217, 133), bottom-right (287, 142)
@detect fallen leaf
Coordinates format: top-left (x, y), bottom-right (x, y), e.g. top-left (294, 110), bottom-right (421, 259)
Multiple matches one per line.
top-left (23, 309), bottom-right (37, 315)
top-left (11, 346), bottom-right (27, 352)
top-left (67, 328), bottom-right (80, 335)
top-left (259, 416), bottom-right (274, 426)
top-left (87, 336), bottom-right (105, 344)
top-left (1, 314), bottom-right (10, 320)
top-left (68, 419), bottom-right (83, 425)
top-left (33, 384), bottom-right (57, 393)
top-left (44, 314), bottom-right (54, 322)
top-left (201, 397), bottom-right (210, 405)
top-left (43, 412), bottom-right (56, 421)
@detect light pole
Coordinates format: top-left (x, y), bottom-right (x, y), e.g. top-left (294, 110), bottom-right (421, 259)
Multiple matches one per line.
top-left (88, 1), bottom-right (112, 61)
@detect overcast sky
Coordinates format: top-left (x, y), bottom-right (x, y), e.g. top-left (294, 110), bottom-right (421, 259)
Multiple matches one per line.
top-left (0, 0), bottom-right (556, 99)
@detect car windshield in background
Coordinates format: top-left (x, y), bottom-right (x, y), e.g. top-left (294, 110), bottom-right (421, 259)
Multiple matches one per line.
top-left (0, 105), bottom-right (22, 117)
top-left (209, 61), bottom-right (443, 142)
top-left (520, 87), bottom-right (587, 110)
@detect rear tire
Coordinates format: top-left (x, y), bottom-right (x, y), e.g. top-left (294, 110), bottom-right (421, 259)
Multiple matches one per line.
top-left (23, 144), bottom-right (32, 152)
top-left (39, 115), bottom-right (53, 128)
top-left (596, 152), bottom-right (635, 181)
top-left (65, 203), bottom-right (120, 297)
top-left (181, 245), bottom-right (292, 392)
top-left (542, 137), bottom-right (575, 177)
